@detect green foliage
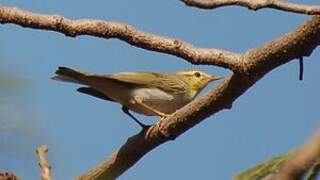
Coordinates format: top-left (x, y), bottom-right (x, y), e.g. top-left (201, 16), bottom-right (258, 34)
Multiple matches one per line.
top-left (234, 154), bottom-right (287, 180)
top-left (234, 151), bottom-right (320, 180)
top-left (305, 161), bottom-right (320, 180)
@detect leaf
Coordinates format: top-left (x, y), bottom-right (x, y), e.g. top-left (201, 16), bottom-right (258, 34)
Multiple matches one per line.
top-left (234, 154), bottom-right (287, 180)
top-left (304, 161), bottom-right (320, 180)
top-left (235, 150), bottom-right (320, 180)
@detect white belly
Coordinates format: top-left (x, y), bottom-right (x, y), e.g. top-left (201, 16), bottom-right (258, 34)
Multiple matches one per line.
top-left (127, 87), bottom-right (191, 116)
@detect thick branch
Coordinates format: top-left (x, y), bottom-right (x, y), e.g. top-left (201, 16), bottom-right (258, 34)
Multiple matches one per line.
top-left (158, 16), bottom-right (320, 138)
top-left (79, 16), bottom-right (320, 179)
top-left (36, 145), bottom-right (52, 180)
top-left (0, 5), bottom-right (241, 71)
top-left (1, 4), bottom-right (319, 180)
top-left (243, 15), bottom-right (320, 75)
top-left (181, 0), bottom-right (320, 15)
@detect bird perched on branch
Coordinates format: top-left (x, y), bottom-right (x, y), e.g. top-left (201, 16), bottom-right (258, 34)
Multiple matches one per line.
top-left (52, 66), bottom-right (222, 128)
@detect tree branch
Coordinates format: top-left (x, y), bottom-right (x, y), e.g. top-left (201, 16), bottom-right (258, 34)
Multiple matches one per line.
top-left (275, 130), bottom-right (320, 180)
top-left (0, 171), bottom-right (19, 180)
top-left (36, 145), bottom-right (52, 180)
top-left (0, 5), bottom-right (241, 71)
top-left (181, 0), bottom-right (320, 15)
top-left (78, 16), bottom-right (320, 180)
top-left (1, 4), bottom-right (319, 179)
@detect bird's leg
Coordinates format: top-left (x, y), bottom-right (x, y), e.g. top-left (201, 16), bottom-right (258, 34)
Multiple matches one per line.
top-left (121, 106), bottom-right (149, 129)
top-left (133, 96), bottom-right (169, 119)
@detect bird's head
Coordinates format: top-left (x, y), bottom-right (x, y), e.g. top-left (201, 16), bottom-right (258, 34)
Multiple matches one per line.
top-left (177, 70), bottom-right (222, 95)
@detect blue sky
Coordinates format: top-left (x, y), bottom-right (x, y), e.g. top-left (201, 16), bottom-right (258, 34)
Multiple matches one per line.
top-left (0, 1), bottom-right (319, 179)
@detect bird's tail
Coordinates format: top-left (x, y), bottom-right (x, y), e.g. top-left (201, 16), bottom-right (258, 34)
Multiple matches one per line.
top-left (52, 66), bottom-right (87, 84)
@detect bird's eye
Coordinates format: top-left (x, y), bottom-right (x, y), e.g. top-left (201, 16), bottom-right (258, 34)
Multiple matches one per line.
top-left (194, 72), bottom-right (201, 78)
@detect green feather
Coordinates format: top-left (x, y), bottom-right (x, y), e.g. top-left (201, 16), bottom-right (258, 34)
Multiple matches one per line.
top-left (109, 72), bottom-right (188, 94)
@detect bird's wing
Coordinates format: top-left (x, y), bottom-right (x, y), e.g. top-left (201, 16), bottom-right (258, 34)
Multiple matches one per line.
top-left (77, 87), bottom-right (116, 102)
top-left (109, 72), bottom-right (187, 94)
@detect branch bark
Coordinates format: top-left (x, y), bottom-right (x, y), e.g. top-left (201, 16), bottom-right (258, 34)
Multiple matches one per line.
top-left (36, 145), bottom-right (52, 180)
top-left (78, 16), bottom-right (320, 180)
top-left (0, 5), bottom-right (241, 71)
top-left (1, 4), bottom-right (319, 180)
top-left (0, 171), bottom-right (19, 180)
top-left (181, 0), bottom-right (320, 15)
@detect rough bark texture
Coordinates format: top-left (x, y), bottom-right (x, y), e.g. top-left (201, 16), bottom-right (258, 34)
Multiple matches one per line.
top-left (0, 4), bottom-right (319, 180)
top-left (77, 15), bottom-right (320, 180)
top-left (181, 0), bottom-right (320, 15)
top-left (0, 6), bottom-right (241, 71)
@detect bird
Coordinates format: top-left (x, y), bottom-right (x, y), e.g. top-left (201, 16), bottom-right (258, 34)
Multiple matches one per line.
top-left (52, 66), bottom-right (222, 128)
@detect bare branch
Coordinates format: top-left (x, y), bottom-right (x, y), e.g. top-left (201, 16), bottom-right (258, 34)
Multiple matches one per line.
top-left (242, 15), bottom-right (320, 74)
top-left (0, 171), bottom-right (19, 180)
top-left (275, 130), bottom-right (320, 180)
top-left (181, 0), bottom-right (320, 15)
top-left (0, 5), bottom-right (241, 71)
top-left (36, 145), bottom-right (52, 180)
top-left (78, 16), bottom-right (320, 180)
top-left (1, 4), bottom-right (320, 179)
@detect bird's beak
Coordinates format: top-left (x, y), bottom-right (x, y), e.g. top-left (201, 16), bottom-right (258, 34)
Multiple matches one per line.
top-left (208, 76), bottom-right (223, 82)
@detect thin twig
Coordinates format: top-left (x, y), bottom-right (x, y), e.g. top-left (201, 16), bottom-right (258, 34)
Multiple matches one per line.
top-left (299, 57), bottom-right (304, 80)
top-left (36, 145), bottom-right (52, 180)
top-left (181, 0), bottom-right (320, 15)
top-left (0, 171), bottom-right (19, 180)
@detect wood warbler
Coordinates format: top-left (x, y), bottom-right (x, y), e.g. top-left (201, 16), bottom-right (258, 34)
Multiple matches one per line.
top-left (52, 66), bottom-right (222, 127)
